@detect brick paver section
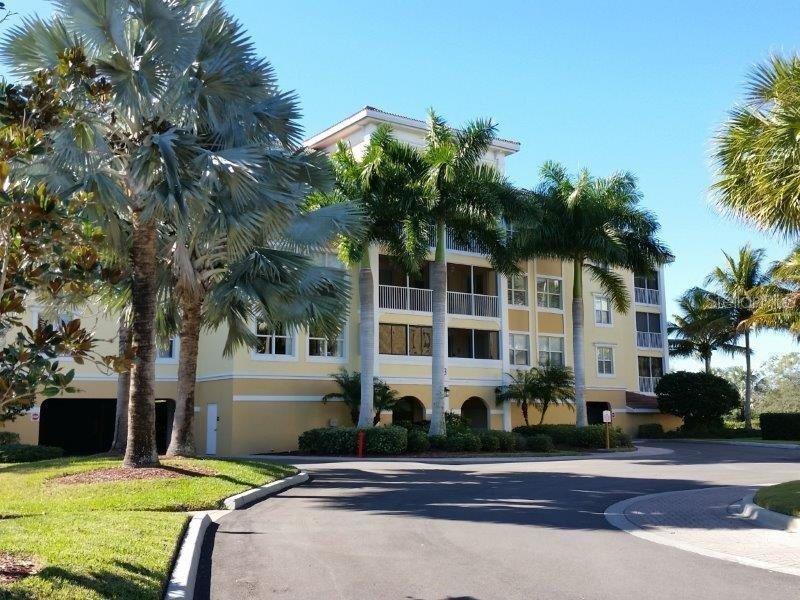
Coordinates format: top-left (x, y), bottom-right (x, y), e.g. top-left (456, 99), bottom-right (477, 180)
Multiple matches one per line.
top-left (622, 486), bottom-right (800, 573)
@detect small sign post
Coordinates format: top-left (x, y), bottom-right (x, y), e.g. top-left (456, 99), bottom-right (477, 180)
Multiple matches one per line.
top-left (602, 410), bottom-right (613, 450)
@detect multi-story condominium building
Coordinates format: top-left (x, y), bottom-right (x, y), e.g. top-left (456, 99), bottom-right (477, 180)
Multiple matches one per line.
top-left (2, 107), bottom-right (680, 455)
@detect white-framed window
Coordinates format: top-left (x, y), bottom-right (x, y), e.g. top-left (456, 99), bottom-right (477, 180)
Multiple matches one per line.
top-left (536, 277), bottom-right (562, 310)
top-left (254, 321), bottom-right (294, 357)
top-left (508, 273), bottom-right (528, 307)
top-left (538, 335), bottom-right (564, 367)
top-left (594, 295), bottom-right (612, 325)
top-left (313, 252), bottom-right (346, 270)
top-left (156, 337), bottom-right (178, 362)
top-left (307, 325), bottom-right (345, 359)
top-left (509, 332), bottom-right (530, 366)
top-left (596, 345), bottom-right (615, 376)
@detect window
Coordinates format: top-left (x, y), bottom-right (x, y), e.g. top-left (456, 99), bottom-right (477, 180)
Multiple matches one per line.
top-left (594, 295), bottom-right (612, 325)
top-left (597, 346), bottom-right (614, 376)
top-left (634, 271), bottom-right (659, 291)
top-left (508, 273), bottom-right (528, 306)
top-left (509, 333), bottom-right (530, 366)
top-left (308, 326), bottom-right (344, 358)
top-left (409, 325), bottom-right (432, 356)
top-left (254, 322), bottom-right (293, 356)
top-left (538, 336), bottom-right (564, 367)
top-left (636, 312), bottom-right (661, 333)
top-left (313, 252), bottom-right (345, 270)
top-left (157, 337), bottom-right (177, 360)
top-left (536, 277), bottom-right (562, 310)
top-left (379, 323), bottom-right (408, 355)
top-left (473, 330), bottom-right (499, 360)
top-left (448, 328), bottom-right (473, 358)
top-left (638, 356), bottom-right (664, 378)
top-left (448, 328), bottom-right (499, 360)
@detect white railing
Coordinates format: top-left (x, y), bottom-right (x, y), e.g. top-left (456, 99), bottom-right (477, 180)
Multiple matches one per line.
top-left (635, 287), bottom-right (660, 305)
top-left (427, 225), bottom-right (484, 254)
top-left (447, 291), bottom-right (499, 317)
top-left (636, 331), bottom-right (663, 349)
top-left (639, 376), bottom-right (660, 394)
top-left (378, 285), bottom-right (432, 312)
top-left (380, 285), bottom-right (498, 317)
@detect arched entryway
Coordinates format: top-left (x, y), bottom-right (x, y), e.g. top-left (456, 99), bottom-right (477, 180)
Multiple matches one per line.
top-left (461, 397), bottom-right (489, 429)
top-left (392, 396), bottom-right (425, 424)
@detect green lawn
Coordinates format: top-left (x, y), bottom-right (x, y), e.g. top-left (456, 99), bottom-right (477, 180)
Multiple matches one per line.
top-left (0, 456), bottom-right (297, 599)
top-left (755, 480), bottom-right (800, 518)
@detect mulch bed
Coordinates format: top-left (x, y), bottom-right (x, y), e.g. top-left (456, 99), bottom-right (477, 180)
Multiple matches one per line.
top-left (51, 464), bottom-right (216, 485)
top-left (0, 553), bottom-right (40, 584)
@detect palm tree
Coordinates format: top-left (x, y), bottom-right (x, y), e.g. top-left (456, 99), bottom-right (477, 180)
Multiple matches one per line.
top-left (322, 369), bottom-right (399, 426)
top-left (497, 365), bottom-right (575, 425)
top-left (2, 2), bottom-right (323, 466)
top-left (704, 246), bottom-right (769, 428)
top-left (714, 55), bottom-right (800, 236)
top-left (417, 111), bottom-right (519, 436)
top-left (513, 163), bottom-right (671, 426)
top-left (668, 288), bottom-right (744, 373)
top-left (324, 126), bottom-right (429, 429)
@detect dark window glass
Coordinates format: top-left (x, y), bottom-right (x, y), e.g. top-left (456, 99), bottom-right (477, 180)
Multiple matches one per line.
top-left (474, 330), bottom-right (499, 360)
top-left (448, 328), bottom-right (472, 358)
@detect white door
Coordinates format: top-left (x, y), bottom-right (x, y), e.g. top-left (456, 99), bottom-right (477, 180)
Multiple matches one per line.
top-left (206, 403), bottom-right (218, 455)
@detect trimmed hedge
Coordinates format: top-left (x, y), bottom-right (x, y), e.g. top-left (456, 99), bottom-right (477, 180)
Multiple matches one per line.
top-left (407, 429), bottom-right (431, 453)
top-left (526, 434), bottom-right (555, 453)
top-left (513, 424), bottom-right (632, 449)
top-left (478, 431), bottom-right (500, 452)
top-left (0, 444), bottom-right (63, 463)
top-left (637, 423), bottom-right (664, 439)
top-left (445, 433), bottom-right (481, 452)
top-left (297, 426), bottom-right (407, 455)
top-left (656, 371), bottom-right (739, 430)
top-left (429, 435), bottom-right (448, 450)
top-left (760, 413), bottom-right (800, 441)
top-left (0, 431), bottom-right (20, 445)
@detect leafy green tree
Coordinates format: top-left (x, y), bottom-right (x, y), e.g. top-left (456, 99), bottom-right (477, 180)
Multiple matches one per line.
top-left (514, 163), bottom-right (671, 426)
top-left (497, 365), bottom-right (575, 425)
top-left (752, 353), bottom-right (800, 415)
top-left (3, 1), bottom-right (336, 466)
top-left (417, 111), bottom-right (518, 436)
top-left (704, 246), bottom-right (769, 427)
top-left (668, 288), bottom-right (744, 373)
top-left (714, 55), bottom-right (800, 236)
top-left (324, 125), bottom-right (429, 429)
top-left (322, 369), bottom-right (399, 426)
top-left (656, 371), bottom-right (740, 431)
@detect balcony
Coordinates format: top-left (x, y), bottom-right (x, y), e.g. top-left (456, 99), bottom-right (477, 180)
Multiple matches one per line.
top-left (426, 225), bottom-right (485, 254)
top-left (636, 331), bottom-right (663, 349)
top-left (634, 287), bottom-right (660, 305)
top-left (378, 285), bottom-right (499, 317)
top-left (638, 376), bottom-right (660, 394)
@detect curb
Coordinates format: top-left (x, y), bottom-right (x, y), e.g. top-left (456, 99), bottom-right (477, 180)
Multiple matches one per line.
top-left (641, 438), bottom-right (800, 450)
top-left (605, 487), bottom-right (800, 578)
top-left (731, 493), bottom-right (800, 533)
top-left (163, 470), bottom-right (309, 599)
top-left (223, 472), bottom-right (310, 509)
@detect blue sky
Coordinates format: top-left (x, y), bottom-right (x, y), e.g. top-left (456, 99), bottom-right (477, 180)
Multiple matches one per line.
top-left (11, 0), bottom-right (800, 370)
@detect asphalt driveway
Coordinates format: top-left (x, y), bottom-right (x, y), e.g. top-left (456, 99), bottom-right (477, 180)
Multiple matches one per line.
top-left (196, 442), bottom-right (799, 600)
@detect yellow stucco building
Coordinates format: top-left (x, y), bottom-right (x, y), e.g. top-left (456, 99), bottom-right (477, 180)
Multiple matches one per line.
top-left (2, 107), bottom-right (680, 455)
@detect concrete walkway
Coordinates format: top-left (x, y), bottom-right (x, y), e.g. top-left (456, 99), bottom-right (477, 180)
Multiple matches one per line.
top-left (606, 486), bottom-right (800, 577)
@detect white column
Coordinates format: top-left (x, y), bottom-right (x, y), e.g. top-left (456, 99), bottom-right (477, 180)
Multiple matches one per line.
top-left (658, 264), bottom-right (669, 374)
top-left (499, 272), bottom-right (511, 431)
top-left (370, 243), bottom-right (381, 377)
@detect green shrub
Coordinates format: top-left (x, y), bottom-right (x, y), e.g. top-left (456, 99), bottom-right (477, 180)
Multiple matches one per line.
top-left (514, 434), bottom-right (527, 451)
top-left (513, 424), bottom-right (578, 445)
top-left (429, 435), bottom-right (448, 450)
top-left (445, 412), bottom-right (472, 435)
top-left (492, 431), bottom-right (517, 451)
top-left (463, 433), bottom-right (481, 452)
top-left (0, 431), bottom-right (20, 445)
top-left (760, 413), bottom-right (800, 441)
top-left (0, 444), bottom-right (63, 463)
top-left (479, 431), bottom-right (500, 452)
top-left (637, 423), bottom-right (664, 439)
top-left (525, 434), bottom-right (555, 453)
top-left (656, 371), bottom-right (740, 430)
top-left (407, 429), bottom-right (431, 453)
top-left (298, 427), bottom-right (356, 455)
top-left (364, 426), bottom-right (407, 455)
top-left (444, 433), bottom-right (480, 452)
top-left (513, 424), bottom-right (630, 449)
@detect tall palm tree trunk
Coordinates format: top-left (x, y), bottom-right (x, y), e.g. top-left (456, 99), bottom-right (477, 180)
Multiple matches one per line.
top-left (572, 259), bottom-right (588, 427)
top-left (167, 289), bottom-right (202, 456)
top-left (110, 317), bottom-right (131, 454)
top-left (430, 221), bottom-right (448, 437)
top-left (521, 401), bottom-right (529, 426)
top-left (356, 253), bottom-right (375, 428)
top-left (123, 213), bottom-right (160, 468)
top-left (743, 329), bottom-right (752, 428)
top-left (704, 354), bottom-right (711, 373)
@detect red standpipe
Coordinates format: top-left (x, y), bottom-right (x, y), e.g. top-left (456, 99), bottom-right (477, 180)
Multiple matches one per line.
top-left (356, 430), bottom-right (366, 458)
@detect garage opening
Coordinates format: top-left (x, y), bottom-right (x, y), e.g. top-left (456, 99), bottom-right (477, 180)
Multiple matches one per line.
top-left (39, 398), bottom-right (175, 455)
top-left (587, 401), bottom-right (611, 425)
top-left (461, 397), bottom-right (489, 429)
top-left (392, 396), bottom-right (425, 425)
